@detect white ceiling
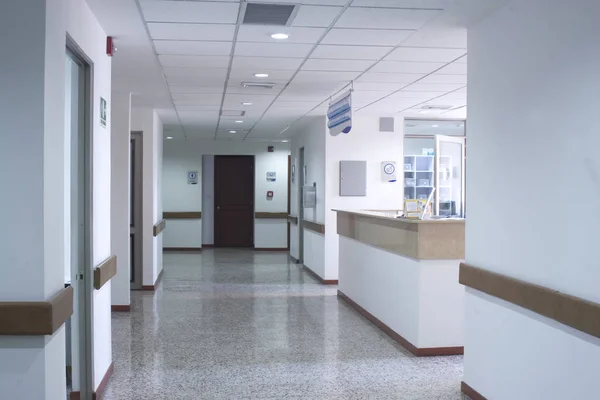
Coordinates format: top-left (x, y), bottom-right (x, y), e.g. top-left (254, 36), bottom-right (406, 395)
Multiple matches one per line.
top-left (87, 0), bottom-right (510, 141)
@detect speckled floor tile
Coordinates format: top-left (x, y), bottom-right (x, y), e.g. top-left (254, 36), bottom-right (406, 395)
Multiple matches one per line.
top-left (104, 249), bottom-right (464, 400)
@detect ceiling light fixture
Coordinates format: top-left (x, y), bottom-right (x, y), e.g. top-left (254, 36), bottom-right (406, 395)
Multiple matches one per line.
top-left (282, 140), bottom-right (289, 143)
top-left (235, 120), bottom-right (244, 123)
top-left (254, 73), bottom-right (269, 78)
top-left (432, 124), bottom-right (439, 128)
top-left (166, 136), bottom-right (173, 140)
top-left (242, 102), bottom-right (253, 106)
top-left (271, 33), bottom-right (290, 40)
top-left (229, 130), bottom-right (237, 134)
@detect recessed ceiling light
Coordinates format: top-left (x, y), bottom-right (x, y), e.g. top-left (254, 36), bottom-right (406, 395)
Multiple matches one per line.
top-left (271, 33), bottom-right (290, 40)
top-left (229, 130), bottom-right (237, 134)
top-left (432, 124), bottom-right (439, 128)
top-left (282, 140), bottom-right (289, 143)
top-left (166, 136), bottom-right (173, 140)
top-left (254, 73), bottom-right (269, 78)
top-left (242, 102), bottom-right (253, 106)
top-left (235, 120), bottom-right (244, 123)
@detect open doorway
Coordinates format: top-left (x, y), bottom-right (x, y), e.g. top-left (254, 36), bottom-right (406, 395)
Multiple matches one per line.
top-left (214, 155), bottom-right (255, 247)
top-left (65, 40), bottom-right (94, 400)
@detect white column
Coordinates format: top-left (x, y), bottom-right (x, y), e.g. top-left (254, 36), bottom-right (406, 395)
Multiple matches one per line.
top-left (131, 107), bottom-right (163, 287)
top-left (0, 1), bottom-right (67, 399)
top-left (110, 91), bottom-right (131, 307)
top-left (465, 0), bottom-right (600, 398)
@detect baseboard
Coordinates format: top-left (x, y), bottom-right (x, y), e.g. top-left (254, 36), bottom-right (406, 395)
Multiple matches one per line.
top-left (254, 248), bottom-right (288, 252)
top-left (111, 305), bottom-right (130, 312)
top-left (163, 247), bottom-right (202, 252)
top-left (289, 255), bottom-right (300, 264)
top-left (142, 268), bottom-right (164, 291)
top-left (202, 244), bottom-right (215, 248)
top-left (94, 361), bottom-right (114, 399)
top-left (302, 264), bottom-right (338, 285)
top-left (70, 361), bottom-right (114, 400)
top-left (338, 290), bottom-right (464, 357)
top-left (461, 382), bottom-right (488, 400)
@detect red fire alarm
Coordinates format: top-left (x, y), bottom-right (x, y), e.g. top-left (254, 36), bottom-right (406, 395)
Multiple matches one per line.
top-left (106, 36), bottom-right (115, 57)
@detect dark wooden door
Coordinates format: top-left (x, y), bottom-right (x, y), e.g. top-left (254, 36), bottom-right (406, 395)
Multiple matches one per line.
top-left (214, 155), bottom-right (254, 247)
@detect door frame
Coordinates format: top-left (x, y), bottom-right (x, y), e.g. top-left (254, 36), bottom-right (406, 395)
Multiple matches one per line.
top-left (213, 155), bottom-right (255, 248)
top-left (130, 131), bottom-right (144, 289)
top-left (434, 134), bottom-right (466, 217)
top-left (298, 147), bottom-right (305, 264)
top-left (66, 35), bottom-right (94, 400)
top-left (287, 155), bottom-right (291, 250)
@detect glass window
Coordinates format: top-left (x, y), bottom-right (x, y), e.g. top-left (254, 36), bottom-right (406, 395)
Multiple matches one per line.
top-left (403, 119), bottom-right (466, 216)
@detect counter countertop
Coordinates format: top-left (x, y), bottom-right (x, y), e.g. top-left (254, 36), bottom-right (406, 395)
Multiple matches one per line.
top-left (333, 209), bottom-right (465, 224)
top-left (334, 209), bottom-right (465, 260)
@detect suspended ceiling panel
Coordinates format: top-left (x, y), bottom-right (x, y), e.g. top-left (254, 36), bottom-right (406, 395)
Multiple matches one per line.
top-left (154, 40), bottom-right (233, 56)
top-left (311, 45), bottom-right (393, 60)
top-left (134, 0), bottom-right (469, 140)
top-left (335, 8), bottom-right (442, 30)
top-left (158, 55), bottom-right (231, 68)
top-left (141, 1), bottom-right (240, 24)
top-left (321, 28), bottom-right (414, 46)
top-left (147, 23), bottom-right (236, 41)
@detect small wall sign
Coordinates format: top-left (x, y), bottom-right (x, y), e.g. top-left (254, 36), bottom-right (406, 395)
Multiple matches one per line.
top-left (188, 171), bottom-right (198, 185)
top-left (100, 97), bottom-right (107, 128)
top-left (267, 172), bottom-right (276, 182)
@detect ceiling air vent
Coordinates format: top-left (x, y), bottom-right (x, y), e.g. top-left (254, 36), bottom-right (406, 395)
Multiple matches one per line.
top-left (221, 110), bottom-right (246, 117)
top-left (242, 82), bottom-right (275, 89)
top-left (420, 105), bottom-right (453, 111)
top-left (242, 3), bottom-right (297, 26)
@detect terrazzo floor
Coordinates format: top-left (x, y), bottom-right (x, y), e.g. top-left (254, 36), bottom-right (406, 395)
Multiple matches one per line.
top-left (104, 249), bottom-right (464, 400)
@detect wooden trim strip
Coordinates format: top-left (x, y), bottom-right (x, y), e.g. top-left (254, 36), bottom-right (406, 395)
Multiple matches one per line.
top-left (254, 248), bottom-right (288, 252)
top-left (153, 219), bottom-right (166, 236)
top-left (0, 286), bottom-right (74, 335)
top-left (303, 265), bottom-right (338, 285)
top-left (163, 247), bottom-right (202, 252)
top-left (163, 211), bottom-right (201, 219)
top-left (460, 263), bottom-right (600, 340)
top-left (255, 212), bottom-right (289, 219)
top-left (461, 382), bottom-right (488, 400)
top-left (338, 290), bottom-right (464, 357)
top-left (302, 219), bottom-right (325, 234)
top-left (111, 305), bottom-right (130, 312)
top-left (142, 268), bottom-right (165, 291)
top-left (93, 255), bottom-right (117, 290)
top-left (287, 215), bottom-right (298, 225)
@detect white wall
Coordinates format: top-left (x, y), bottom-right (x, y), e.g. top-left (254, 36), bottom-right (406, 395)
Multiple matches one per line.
top-left (289, 115), bottom-right (404, 280)
top-left (131, 108), bottom-right (163, 286)
top-left (163, 140), bottom-right (291, 249)
top-left (464, 0), bottom-right (600, 398)
top-left (110, 91), bottom-right (131, 306)
top-left (324, 115), bottom-right (404, 280)
top-left (0, 0), bottom-right (113, 397)
top-left (290, 117), bottom-right (327, 273)
top-left (202, 155), bottom-right (214, 245)
top-left (163, 151), bottom-right (203, 248)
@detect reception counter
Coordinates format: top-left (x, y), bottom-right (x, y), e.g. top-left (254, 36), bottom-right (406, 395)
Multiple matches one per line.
top-left (334, 209), bottom-right (465, 356)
